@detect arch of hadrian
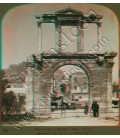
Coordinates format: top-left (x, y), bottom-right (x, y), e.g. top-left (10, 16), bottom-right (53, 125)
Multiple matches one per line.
top-left (25, 8), bottom-right (117, 115)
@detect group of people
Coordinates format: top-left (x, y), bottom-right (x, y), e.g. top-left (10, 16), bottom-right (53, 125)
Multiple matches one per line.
top-left (84, 101), bottom-right (99, 117)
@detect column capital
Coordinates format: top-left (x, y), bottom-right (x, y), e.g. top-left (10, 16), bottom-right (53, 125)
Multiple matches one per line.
top-left (77, 21), bottom-right (84, 28)
top-left (97, 22), bottom-right (102, 27)
top-left (37, 21), bottom-right (42, 28)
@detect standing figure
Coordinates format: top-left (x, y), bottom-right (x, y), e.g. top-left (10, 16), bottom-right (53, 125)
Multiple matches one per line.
top-left (94, 101), bottom-right (99, 117)
top-left (84, 103), bottom-right (89, 115)
top-left (91, 101), bottom-right (96, 117)
top-left (91, 101), bottom-right (99, 117)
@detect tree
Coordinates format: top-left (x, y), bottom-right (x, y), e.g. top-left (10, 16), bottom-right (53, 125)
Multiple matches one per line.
top-left (0, 70), bottom-right (8, 120)
top-left (0, 69), bottom-right (26, 118)
top-left (2, 91), bottom-right (17, 115)
top-left (2, 91), bottom-right (26, 115)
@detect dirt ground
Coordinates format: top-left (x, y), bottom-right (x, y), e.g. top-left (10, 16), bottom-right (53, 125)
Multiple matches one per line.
top-left (23, 109), bottom-right (119, 126)
top-left (1, 108), bottom-right (119, 126)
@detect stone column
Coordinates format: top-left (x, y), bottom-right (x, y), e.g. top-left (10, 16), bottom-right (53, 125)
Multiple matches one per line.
top-left (106, 61), bottom-right (114, 111)
top-left (56, 23), bottom-right (62, 53)
top-left (38, 22), bottom-right (42, 53)
top-left (97, 22), bottom-right (102, 52)
top-left (77, 22), bottom-right (84, 52)
top-left (68, 75), bottom-right (73, 99)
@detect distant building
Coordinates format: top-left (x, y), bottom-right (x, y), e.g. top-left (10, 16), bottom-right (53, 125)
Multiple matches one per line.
top-left (4, 62), bottom-right (28, 95)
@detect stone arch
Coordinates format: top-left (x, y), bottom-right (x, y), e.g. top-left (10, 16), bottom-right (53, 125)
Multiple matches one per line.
top-left (44, 60), bottom-right (94, 104)
top-left (49, 60), bottom-right (93, 83)
top-left (43, 60), bottom-right (94, 110)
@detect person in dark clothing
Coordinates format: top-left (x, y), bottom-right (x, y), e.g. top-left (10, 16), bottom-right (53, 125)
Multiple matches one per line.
top-left (91, 101), bottom-right (99, 117)
top-left (84, 103), bottom-right (89, 115)
top-left (91, 101), bottom-right (96, 117)
top-left (94, 101), bottom-right (99, 117)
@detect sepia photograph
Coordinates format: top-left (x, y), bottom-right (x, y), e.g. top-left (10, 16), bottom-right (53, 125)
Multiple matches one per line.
top-left (0, 3), bottom-right (120, 134)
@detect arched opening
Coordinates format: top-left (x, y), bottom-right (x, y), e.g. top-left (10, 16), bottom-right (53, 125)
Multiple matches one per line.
top-left (53, 65), bottom-right (89, 97)
top-left (49, 62), bottom-right (91, 111)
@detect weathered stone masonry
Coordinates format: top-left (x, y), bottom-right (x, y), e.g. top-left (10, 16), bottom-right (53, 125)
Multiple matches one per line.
top-left (25, 8), bottom-right (117, 115)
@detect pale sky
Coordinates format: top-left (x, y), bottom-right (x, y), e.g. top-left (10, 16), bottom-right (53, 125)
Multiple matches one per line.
top-left (2, 3), bottom-right (118, 81)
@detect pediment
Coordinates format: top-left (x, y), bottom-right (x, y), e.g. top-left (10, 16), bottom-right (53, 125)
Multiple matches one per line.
top-left (55, 8), bottom-right (83, 15)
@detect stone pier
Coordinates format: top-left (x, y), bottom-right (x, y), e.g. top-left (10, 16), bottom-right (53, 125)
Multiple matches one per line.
top-left (25, 52), bottom-right (117, 115)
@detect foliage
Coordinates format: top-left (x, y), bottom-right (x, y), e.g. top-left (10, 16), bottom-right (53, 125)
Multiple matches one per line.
top-left (0, 69), bottom-right (26, 117)
top-left (2, 91), bottom-right (26, 115)
top-left (0, 70), bottom-right (8, 93)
